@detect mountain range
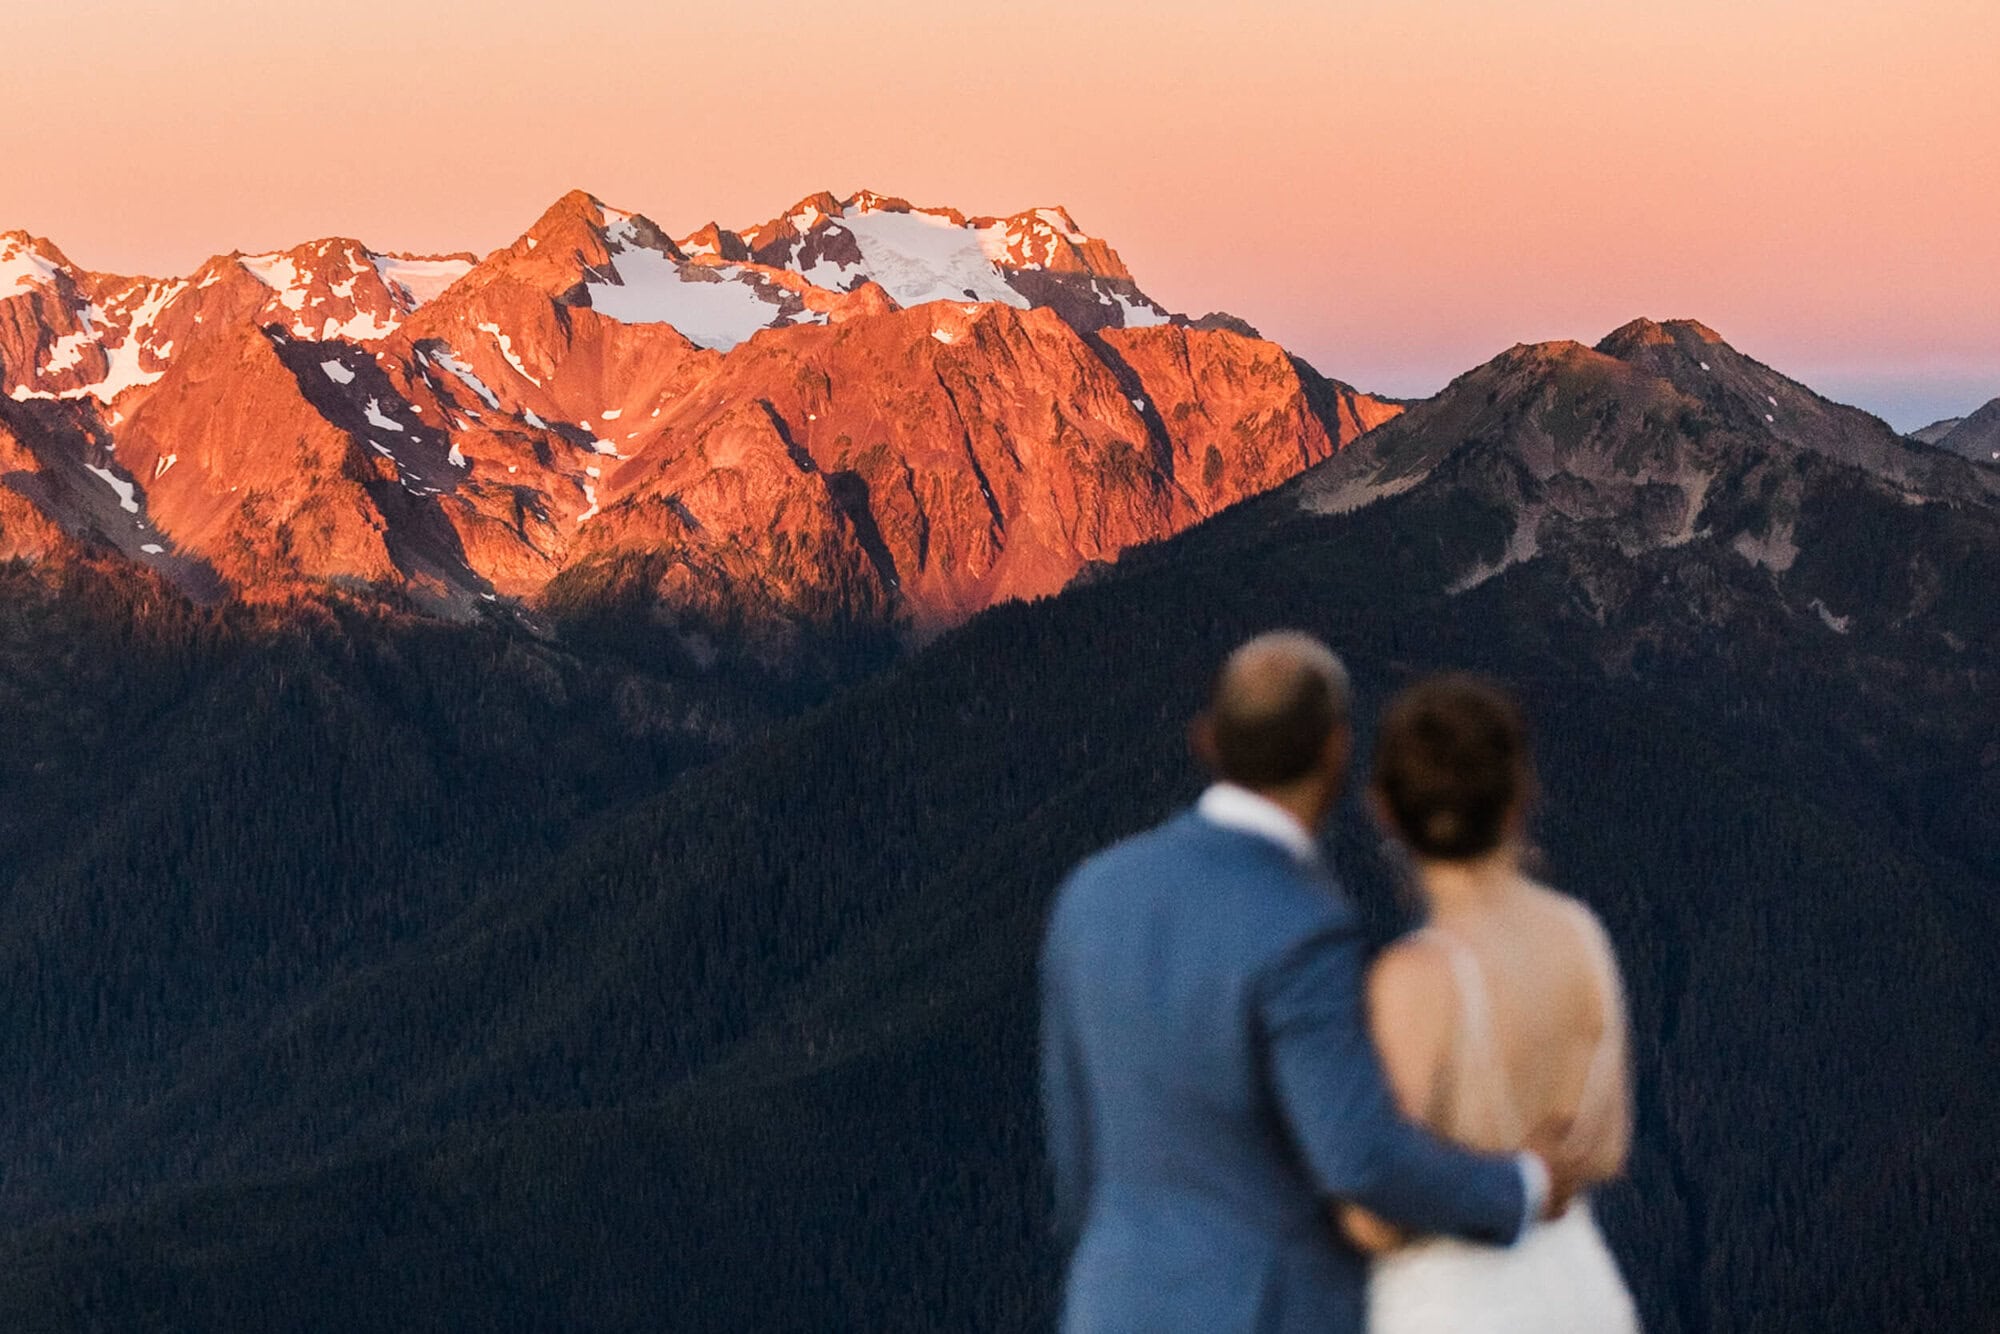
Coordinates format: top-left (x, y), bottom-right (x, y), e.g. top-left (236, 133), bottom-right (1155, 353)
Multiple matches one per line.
top-left (0, 191), bottom-right (1995, 1331)
top-left (1, 191), bottom-right (1392, 641)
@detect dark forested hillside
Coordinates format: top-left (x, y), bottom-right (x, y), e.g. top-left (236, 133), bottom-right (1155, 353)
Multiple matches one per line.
top-left (0, 559), bottom-right (896, 1229)
top-left (2, 332), bottom-right (1996, 1330)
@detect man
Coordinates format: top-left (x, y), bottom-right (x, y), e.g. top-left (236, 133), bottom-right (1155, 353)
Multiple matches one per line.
top-left (1040, 631), bottom-right (1572, 1333)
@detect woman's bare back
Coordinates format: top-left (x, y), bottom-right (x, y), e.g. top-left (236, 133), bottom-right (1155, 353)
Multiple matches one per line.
top-left (1368, 880), bottom-right (1631, 1184)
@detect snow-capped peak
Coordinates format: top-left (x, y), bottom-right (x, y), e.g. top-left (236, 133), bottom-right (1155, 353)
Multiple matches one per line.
top-left (499, 191), bottom-right (822, 351)
top-left (0, 231), bottom-right (69, 299)
top-left (702, 191), bottom-right (1163, 327)
top-left (234, 238), bottom-right (468, 341)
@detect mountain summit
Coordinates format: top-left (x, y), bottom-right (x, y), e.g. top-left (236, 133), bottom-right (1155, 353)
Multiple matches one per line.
top-left (0, 190), bottom-right (1388, 638)
top-left (710, 190), bottom-right (1168, 333)
top-left (1303, 318), bottom-right (1994, 536)
top-left (1929, 397), bottom-right (2000, 463)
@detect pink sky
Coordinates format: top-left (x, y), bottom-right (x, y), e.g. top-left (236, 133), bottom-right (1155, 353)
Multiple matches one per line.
top-left (5, 0), bottom-right (1995, 427)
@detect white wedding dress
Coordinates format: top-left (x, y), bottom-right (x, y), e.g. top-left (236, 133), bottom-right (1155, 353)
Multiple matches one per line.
top-left (1368, 903), bottom-right (1641, 1334)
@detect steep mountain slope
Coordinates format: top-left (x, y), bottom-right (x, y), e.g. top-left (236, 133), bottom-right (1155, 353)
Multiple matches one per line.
top-left (1, 322), bottom-right (1993, 1331)
top-left (0, 193), bottom-right (1393, 635)
top-left (1936, 396), bottom-right (2000, 462)
top-left (1907, 414), bottom-right (1965, 446)
top-left (559, 306), bottom-right (1371, 632)
top-left (0, 411), bottom-right (76, 562)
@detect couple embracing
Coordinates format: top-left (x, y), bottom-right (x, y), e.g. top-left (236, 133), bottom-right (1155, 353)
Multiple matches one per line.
top-left (1040, 632), bottom-right (1640, 1333)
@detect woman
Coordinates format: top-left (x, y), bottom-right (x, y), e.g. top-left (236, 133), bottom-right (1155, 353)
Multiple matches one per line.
top-left (1343, 675), bottom-right (1640, 1333)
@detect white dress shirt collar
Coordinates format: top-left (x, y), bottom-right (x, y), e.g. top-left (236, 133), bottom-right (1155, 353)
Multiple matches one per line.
top-left (1196, 783), bottom-right (1320, 863)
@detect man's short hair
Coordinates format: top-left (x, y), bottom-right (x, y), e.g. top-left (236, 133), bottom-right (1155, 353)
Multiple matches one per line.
top-left (1205, 632), bottom-right (1351, 788)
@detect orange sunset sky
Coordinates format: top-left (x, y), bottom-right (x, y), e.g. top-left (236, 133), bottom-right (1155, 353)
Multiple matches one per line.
top-left (5, 0), bottom-right (1995, 428)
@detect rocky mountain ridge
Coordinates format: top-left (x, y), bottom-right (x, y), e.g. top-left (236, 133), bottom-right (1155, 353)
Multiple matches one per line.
top-left (0, 191), bottom-right (1390, 639)
top-left (1302, 317), bottom-right (1996, 536)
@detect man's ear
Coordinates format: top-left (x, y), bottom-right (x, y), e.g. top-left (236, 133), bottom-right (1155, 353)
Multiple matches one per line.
top-left (1189, 713), bottom-right (1218, 770)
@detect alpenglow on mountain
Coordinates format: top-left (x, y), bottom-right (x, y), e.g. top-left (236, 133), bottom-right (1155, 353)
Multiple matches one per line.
top-left (1, 287), bottom-right (1993, 1332)
top-left (0, 191), bottom-right (1397, 635)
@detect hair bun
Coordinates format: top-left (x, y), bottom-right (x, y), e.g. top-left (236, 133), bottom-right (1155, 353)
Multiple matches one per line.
top-left (1372, 674), bottom-right (1533, 861)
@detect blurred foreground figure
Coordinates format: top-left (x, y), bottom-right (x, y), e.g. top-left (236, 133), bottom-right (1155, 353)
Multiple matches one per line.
top-left (1347, 674), bottom-right (1639, 1333)
top-left (1040, 634), bottom-right (1571, 1334)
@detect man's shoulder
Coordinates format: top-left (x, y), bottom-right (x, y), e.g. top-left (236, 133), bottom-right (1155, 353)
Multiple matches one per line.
top-left (1072, 808), bottom-right (1201, 866)
top-left (1059, 807), bottom-right (1285, 890)
top-left (1055, 811), bottom-right (1198, 909)
top-left (1055, 809), bottom-right (1351, 937)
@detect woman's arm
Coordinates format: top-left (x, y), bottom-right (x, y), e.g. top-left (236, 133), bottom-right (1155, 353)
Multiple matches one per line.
top-left (1262, 923), bottom-right (1530, 1247)
top-left (1335, 938), bottom-right (1458, 1251)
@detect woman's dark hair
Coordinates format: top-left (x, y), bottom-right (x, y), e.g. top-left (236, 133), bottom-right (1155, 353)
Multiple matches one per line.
top-left (1372, 674), bottom-right (1534, 861)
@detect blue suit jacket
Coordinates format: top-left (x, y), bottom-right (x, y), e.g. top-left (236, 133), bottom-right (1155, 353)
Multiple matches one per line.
top-left (1040, 810), bottom-right (1527, 1334)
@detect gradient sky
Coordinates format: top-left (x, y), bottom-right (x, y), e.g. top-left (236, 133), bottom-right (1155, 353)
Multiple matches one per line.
top-left (5, 0), bottom-right (1995, 428)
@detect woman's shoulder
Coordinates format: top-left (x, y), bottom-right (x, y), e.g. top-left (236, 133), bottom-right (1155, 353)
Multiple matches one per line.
top-left (1366, 929), bottom-right (1465, 1033)
top-left (1521, 884), bottom-right (1620, 966)
top-left (1513, 884), bottom-right (1626, 1039)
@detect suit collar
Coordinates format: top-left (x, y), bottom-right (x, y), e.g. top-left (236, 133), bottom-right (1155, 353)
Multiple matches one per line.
top-left (1195, 784), bottom-right (1320, 863)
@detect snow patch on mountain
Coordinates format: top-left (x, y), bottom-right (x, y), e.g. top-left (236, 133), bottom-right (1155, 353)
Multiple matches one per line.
top-left (800, 247), bottom-right (865, 291)
top-left (1448, 508), bottom-right (1544, 594)
top-left (1732, 522), bottom-right (1800, 573)
top-left (1809, 599), bottom-right (1852, 634)
top-left (584, 247), bottom-right (793, 350)
top-left (43, 330), bottom-right (93, 374)
top-left (1114, 290), bottom-right (1170, 328)
top-left (85, 464), bottom-right (140, 513)
top-left (241, 253), bottom-right (308, 308)
top-left (990, 210), bottom-right (1087, 270)
top-left (431, 348), bottom-right (501, 409)
top-left (838, 208), bottom-right (1028, 310)
top-left (478, 322), bottom-right (541, 385)
top-left (316, 310), bottom-right (398, 341)
top-left (371, 255), bottom-right (472, 308)
top-left (0, 237), bottom-right (64, 297)
top-left (8, 279), bottom-right (185, 402)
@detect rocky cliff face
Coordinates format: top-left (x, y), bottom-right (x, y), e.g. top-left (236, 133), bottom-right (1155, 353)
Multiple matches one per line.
top-left (0, 191), bottom-right (1394, 640)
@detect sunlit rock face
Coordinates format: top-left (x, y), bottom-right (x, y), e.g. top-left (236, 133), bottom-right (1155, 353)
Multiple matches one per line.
top-left (0, 191), bottom-right (1395, 634)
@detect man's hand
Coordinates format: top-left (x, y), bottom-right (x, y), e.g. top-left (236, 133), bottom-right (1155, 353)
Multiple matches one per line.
top-left (1524, 1117), bottom-right (1581, 1221)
